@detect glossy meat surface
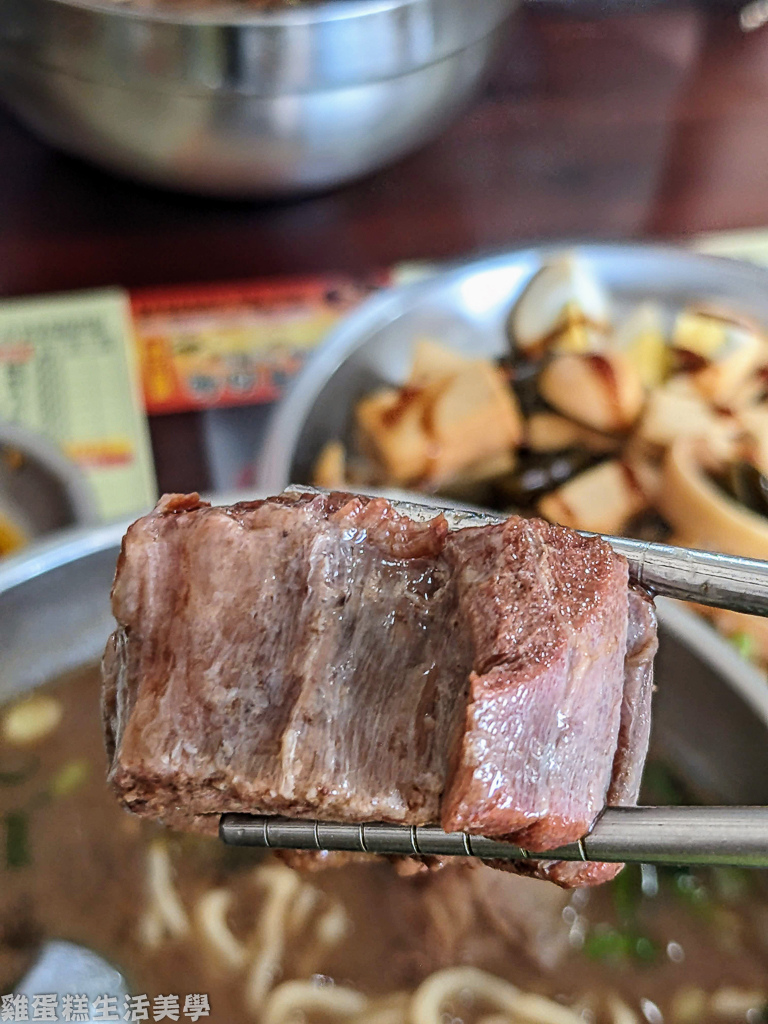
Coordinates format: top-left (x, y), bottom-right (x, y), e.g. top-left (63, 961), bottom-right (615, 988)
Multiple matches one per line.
top-left (442, 517), bottom-right (629, 850)
top-left (103, 490), bottom-right (657, 885)
top-left (529, 584), bottom-right (658, 886)
top-left (104, 491), bottom-right (471, 831)
top-left (608, 585), bottom-right (659, 807)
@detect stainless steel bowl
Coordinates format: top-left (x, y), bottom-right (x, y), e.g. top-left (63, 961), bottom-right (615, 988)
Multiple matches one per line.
top-left (0, 420), bottom-right (99, 547)
top-left (256, 241), bottom-right (768, 803)
top-left (0, 0), bottom-right (517, 197)
top-left (259, 242), bottom-right (768, 486)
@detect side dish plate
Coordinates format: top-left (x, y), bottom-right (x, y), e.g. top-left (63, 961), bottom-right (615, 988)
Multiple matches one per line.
top-left (259, 243), bottom-right (768, 486)
top-left (256, 242), bottom-right (768, 802)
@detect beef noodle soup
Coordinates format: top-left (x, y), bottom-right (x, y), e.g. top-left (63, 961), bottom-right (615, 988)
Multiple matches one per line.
top-left (2, 667), bottom-right (768, 1024)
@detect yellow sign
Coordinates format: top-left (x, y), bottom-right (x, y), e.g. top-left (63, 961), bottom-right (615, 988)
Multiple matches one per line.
top-left (0, 288), bottom-right (156, 524)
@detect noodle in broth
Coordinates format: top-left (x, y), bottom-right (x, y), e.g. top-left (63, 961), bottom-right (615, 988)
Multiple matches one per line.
top-left (2, 666), bottom-right (768, 1024)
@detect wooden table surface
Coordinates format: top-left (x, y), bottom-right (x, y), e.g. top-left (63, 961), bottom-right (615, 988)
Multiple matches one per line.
top-left (2, 2), bottom-right (768, 493)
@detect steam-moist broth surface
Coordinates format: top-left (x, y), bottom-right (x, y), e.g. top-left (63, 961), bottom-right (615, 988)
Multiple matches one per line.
top-left (2, 666), bottom-right (768, 1024)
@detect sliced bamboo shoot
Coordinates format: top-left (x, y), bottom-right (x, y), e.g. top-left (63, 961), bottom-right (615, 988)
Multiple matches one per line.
top-left (672, 307), bottom-right (766, 404)
top-left (658, 437), bottom-right (768, 559)
top-left (355, 386), bottom-right (436, 484)
top-left (409, 338), bottom-right (471, 385)
top-left (637, 380), bottom-right (739, 462)
top-left (537, 460), bottom-right (647, 535)
top-left (526, 412), bottom-right (620, 454)
top-left (510, 255), bottom-right (610, 359)
top-left (539, 352), bottom-right (644, 433)
top-left (425, 361), bottom-right (523, 484)
top-left (614, 303), bottom-right (671, 389)
top-left (312, 441), bottom-right (347, 489)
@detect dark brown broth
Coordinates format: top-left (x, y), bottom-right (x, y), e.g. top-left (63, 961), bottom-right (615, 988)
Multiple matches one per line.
top-left (2, 666), bottom-right (768, 1023)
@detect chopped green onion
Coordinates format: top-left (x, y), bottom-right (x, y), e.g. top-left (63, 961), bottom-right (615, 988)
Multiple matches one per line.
top-left (584, 921), bottom-right (659, 965)
top-left (729, 630), bottom-right (755, 662)
top-left (5, 810), bottom-right (30, 868)
top-left (584, 925), bottom-right (630, 962)
top-left (671, 869), bottom-right (715, 922)
top-left (0, 756), bottom-right (39, 786)
top-left (49, 758), bottom-right (90, 798)
top-left (611, 864), bottom-right (643, 926)
top-left (633, 935), bottom-right (659, 962)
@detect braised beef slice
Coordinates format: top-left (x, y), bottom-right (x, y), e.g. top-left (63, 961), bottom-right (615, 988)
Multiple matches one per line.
top-left (104, 491), bottom-right (473, 833)
top-left (511, 584), bottom-right (658, 887)
top-left (103, 490), bottom-right (657, 886)
top-left (607, 584), bottom-right (659, 808)
top-left (442, 516), bottom-right (629, 850)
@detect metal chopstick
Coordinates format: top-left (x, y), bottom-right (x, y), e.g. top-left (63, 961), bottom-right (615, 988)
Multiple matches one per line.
top-left (220, 808), bottom-right (768, 869)
top-left (237, 488), bottom-right (768, 868)
top-left (286, 486), bottom-right (768, 617)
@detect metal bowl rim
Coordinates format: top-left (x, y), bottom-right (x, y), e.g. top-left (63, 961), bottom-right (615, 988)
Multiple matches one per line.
top-left (42, 0), bottom-right (471, 29)
top-left (8, 30), bottom-right (501, 99)
top-left (7, 0), bottom-right (517, 100)
top-left (0, 419), bottom-right (100, 529)
top-left (260, 240), bottom-right (768, 490)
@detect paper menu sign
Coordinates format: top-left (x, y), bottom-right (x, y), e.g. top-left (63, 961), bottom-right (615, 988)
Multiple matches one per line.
top-left (131, 273), bottom-right (388, 415)
top-left (0, 288), bottom-right (157, 522)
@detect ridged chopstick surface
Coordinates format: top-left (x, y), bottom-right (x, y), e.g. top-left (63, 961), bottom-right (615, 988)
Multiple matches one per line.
top-left (223, 488), bottom-right (768, 869)
top-left (220, 808), bottom-right (768, 869)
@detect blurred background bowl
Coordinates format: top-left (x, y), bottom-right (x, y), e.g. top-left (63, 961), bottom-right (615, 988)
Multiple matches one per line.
top-left (256, 240), bottom-right (768, 801)
top-left (259, 242), bottom-right (768, 486)
top-left (0, 0), bottom-right (517, 198)
top-left (0, 420), bottom-right (98, 557)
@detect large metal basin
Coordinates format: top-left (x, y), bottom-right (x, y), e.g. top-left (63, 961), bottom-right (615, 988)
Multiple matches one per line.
top-left (0, 0), bottom-right (516, 197)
